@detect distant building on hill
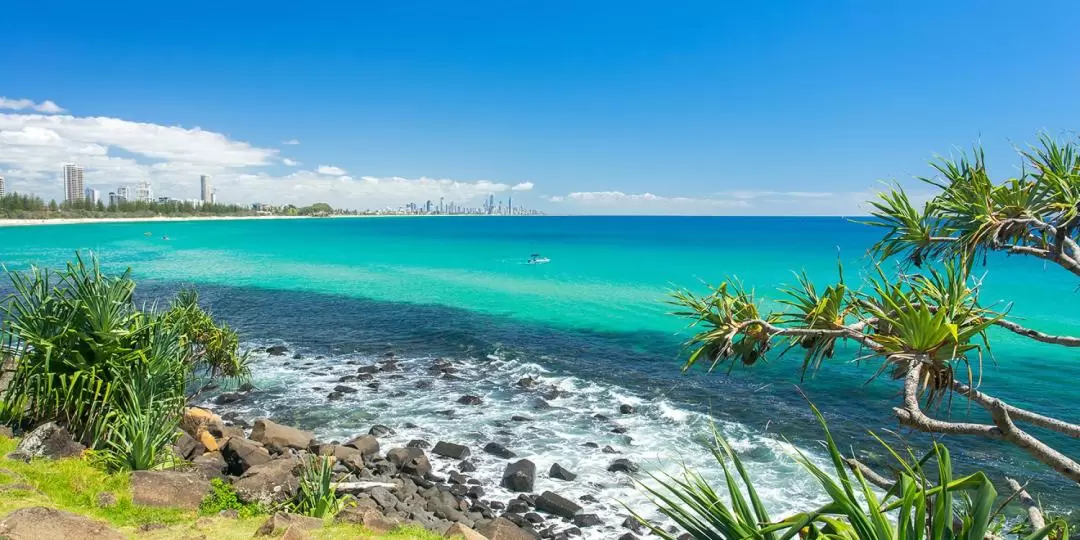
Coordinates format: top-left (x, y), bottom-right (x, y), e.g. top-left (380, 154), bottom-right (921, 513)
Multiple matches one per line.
top-left (135, 181), bottom-right (153, 203)
top-left (63, 163), bottom-right (84, 204)
top-left (84, 188), bottom-right (100, 205)
top-left (200, 175), bottom-right (212, 203)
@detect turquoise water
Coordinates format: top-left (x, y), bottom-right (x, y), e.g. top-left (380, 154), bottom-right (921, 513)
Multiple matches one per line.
top-left (1, 216), bottom-right (1078, 522)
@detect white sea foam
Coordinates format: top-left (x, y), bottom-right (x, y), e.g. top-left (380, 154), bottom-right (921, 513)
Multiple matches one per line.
top-left (212, 342), bottom-right (831, 538)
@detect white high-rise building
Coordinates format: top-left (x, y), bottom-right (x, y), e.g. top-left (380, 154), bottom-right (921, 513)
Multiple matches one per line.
top-left (64, 164), bottom-right (85, 204)
top-left (84, 188), bottom-right (100, 205)
top-left (200, 175), bottom-right (212, 203)
top-left (135, 181), bottom-right (153, 203)
top-left (0, 176), bottom-right (5, 197)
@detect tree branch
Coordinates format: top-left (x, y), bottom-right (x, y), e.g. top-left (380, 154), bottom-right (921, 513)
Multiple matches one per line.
top-left (735, 319), bottom-right (885, 353)
top-left (844, 458), bottom-right (895, 490)
top-left (991, 318), bottom-right (1080, 347)
top-left (953, 381), bottom-right (1080, 438)
top-left (1005, 477), bottom-right (1045, 531)
top-left (894, 361), bottom-right (1080, 484)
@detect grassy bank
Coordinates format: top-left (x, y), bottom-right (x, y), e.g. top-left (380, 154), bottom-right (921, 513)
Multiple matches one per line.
top-left (0, 435), bottom-right (440, 539)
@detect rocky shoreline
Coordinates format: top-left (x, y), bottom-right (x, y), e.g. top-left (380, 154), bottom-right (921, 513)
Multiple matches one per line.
top-left (191, 347), bottom-right (667, 540)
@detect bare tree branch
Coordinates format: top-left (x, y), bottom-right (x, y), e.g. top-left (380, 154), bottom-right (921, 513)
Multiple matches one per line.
top-left (991, 318), bottom-right (1080, 347)
top-left (735, 318), bottom-right (885, 353)
top-left (844, 458), bottom-right (895, 490)
top-left (1005, 477), bottom-right (1046, 531)
top-left (953, 381), bottom-right (1080, 438)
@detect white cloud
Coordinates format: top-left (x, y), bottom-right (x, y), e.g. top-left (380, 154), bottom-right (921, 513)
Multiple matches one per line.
top-left (546, 189), bottom-right (874, 215)
top-left (512, 182), bottom-right (534, 191)
top-left (282, 138), bottom-right (300, 145)
top-left (0, 107), bottom-right (536, 209)
top-left (316, 165), bottom-right (347, 175)
top-left (0, 97), bottom-right (67, 114)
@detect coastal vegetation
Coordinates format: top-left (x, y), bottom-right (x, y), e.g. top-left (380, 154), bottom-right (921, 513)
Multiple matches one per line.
top-left (663, 134), bottom-right (1080, 536)
top-left (0, 192), bottom-right (344, 220)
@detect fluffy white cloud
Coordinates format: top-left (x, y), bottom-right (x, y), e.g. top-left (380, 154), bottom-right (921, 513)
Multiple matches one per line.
top-left (546, 189), bottom-right (875, 215)
top-left (512, 182), bottom-right (534, 191)
top-left (0, 97), bottom-right (67, 114)
top-left (316, 165), bottom-right (346, 175)
top-left (0, 101), bottom-right (536, 209)
top-left (281, 138), bottom-right (300, 145)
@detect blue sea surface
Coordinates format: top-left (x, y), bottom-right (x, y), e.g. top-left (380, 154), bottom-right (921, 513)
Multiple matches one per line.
top-left (1, 216), bottom-right (1076, 527)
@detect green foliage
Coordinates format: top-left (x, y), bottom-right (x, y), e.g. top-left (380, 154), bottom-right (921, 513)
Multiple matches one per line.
top-left (199, 479), bottom-right (266, 518)
top-left (0, 252), bottom-right (247, 470)
top-left (669, 280), bottom-right (778, 372)
top-left (293, 454), bottom-right (342, 518)
top-left (636, 405), bottom-right (1070, 540)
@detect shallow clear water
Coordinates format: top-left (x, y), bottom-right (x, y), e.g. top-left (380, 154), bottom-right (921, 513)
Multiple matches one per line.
top-left (1, 216), bottom-right (1077, 531)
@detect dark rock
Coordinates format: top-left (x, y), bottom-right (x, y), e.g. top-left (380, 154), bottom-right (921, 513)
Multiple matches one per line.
top-left (516, 376), bottom-right (537, 388)
top-left (535, 491), bottom-right (582, 519)
top-left (266, 345), bottom-right (289, 356)
top-left (489, 501), bottom-right (506, 510)
top-left (578, 495), bottom-right (599, 504)
top-left (192, 451), bottom-right (228, 481)
top-left (357, 365), bottom-right (380, 374)
top-left (366, 382), bottom-right (381, 390)
top-left (415, 380), bottom-right (433, 389)
top-left (221, 437), bottom-right (271, 476)
top-left (327, 391), bottom-right (343, 400)
top-left (484, 442), bottom-right (516, 459)
top-left (501, 459), bottom-right (536, 492)
top-left (432, 441), bottom-right (471, 460)
top-left (368, 486), bottom-right (398, 509)
top-left (173, 431), bottom-right (204, 460)
top-left (572, 514), bottom-right (602, 527)
top-left (437, 410), bottom-right (456, 418)
top-left (369, 425), bottom-right (395, 438)
top-left (511, 415), bottom-right (532, 422)
top-left (619, 404), bottom-right (634, 414)
top-left (344, 434), bottom-right (380, 456)
top-left (592, 414), bottom-right (610, 422)
top-left (337, 375), bottom-right (357, 382)
top-left (386, 447), bottom-right (432, 475)
top-left (611, 426), bottom-right (629, 434)
top-left (407, 439), bottom-right (430, 449)
top-left (502, 512), bottom-right (527, 527)
top-left (457, 395), bottom-right (483, 405)
top-left (524, 512), bottom-right (544, 524)
top-left (449, 484), bottom-right (469, 497)
top-left (581, 442), bottom-right (599, 449)
top-left (618, 534), bottom-right (640, 540)
top-left (249, 419), bottom-right (314, 454)
top-left (459, 460), bottom-right (477, 472)
top-left (548, 463), bottom-right (576, 481)
top-left (238, 382), bottom-right (257, 392)
top-left (215, 392), bottom-right (243, 405)
top-left (131, 471), bottom-right (210, 510)
top-left (622, 517), bottom-right (643, 532)
top-left (357, 373), bottom-right (375, 381)
top-left (607, 459), bottom-right (639, 473)
top-left (7, 423), bottom-right (85, 462)
top-left (602, 445), bottom-right (620, 454)
top-left (234, 458), bottom-right (301, 506)
top-left (467, 485), bottom-right (485, 499)
top-left (334, 385), bottom-right (358, 394)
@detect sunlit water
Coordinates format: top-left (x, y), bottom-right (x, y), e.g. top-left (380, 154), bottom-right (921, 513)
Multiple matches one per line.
top-left (1, 216), bottom-right (1077, 533)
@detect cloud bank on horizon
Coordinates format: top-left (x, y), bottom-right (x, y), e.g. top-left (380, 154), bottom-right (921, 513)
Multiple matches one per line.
top-left (0, 97), bottom-right (874, 214)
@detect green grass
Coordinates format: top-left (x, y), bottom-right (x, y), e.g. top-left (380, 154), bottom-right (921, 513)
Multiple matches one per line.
top-left (0, 435), bottom-right (444, 539)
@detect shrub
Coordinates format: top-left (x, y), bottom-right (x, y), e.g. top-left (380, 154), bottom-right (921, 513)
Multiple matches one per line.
top-left (293, 454), bottom-right (341, 518)
top-left (199, 479), bottom-right (265, 518)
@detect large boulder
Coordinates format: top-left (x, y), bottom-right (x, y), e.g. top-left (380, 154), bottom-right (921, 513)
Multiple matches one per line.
top-left (7, 422), bottom-right (85, 461)
top-left (0, 507), bottom-right (124, 540)
top-left (313, 444), bottom-right (364, 472)
top-left (386, 447), bottom-right (432, 475)
top-left (432, 441), bottom-right (471, 460)
top-left (477, 517), bottom-right (539, 540)
top-left (222, 437), bottom-right (272, 476)
top-left (607, 458), bottom-right (639, 473)
top-left (344, 434), bottom-right (380, 456)
top-left (182, 406), bottom-right (225, 438)
top-left (445, 522), bottom-right (488, 539)
top-left (334, 506), bottom-right (401, 533)
top-left (192, 451), bottom-right (228, 481)
top-left (254, 512), bottom-right (322, 536)
top-left (131, 470), bottom-right (210, 510)
top-left (249, 419), bottom-right (314, 454)
top-left (483, 442), bottom-right (515, 459)
top-left (173, 431), bottom-right (205, 460)
top-left (548, 463), bottom-right (576, 481)
top-left (233, 458), bottom-right (301, 506)
top-left (501, 459), bottom-right (536, 492)
top-left (535, 491), bottom-right (581, 519)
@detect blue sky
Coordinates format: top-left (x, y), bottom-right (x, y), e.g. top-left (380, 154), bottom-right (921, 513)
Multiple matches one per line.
top-left (2, 0), bottom-right (1079, 214)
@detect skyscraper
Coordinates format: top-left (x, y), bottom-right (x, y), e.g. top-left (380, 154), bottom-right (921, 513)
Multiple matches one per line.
top-left (487, 194), bottom-right (495, 214)
top-left (0, 176), bottom-right (5, 197)
top-left (63, 163), bottom-right (85, 203)
top-left (84, 188), bottom-right (100, 205)
top-left (508, 196), bottom-right (512, 215)
top-left (136, 181), bottom-right (153, 203)
top-left (200, 175), bottom-right (212, 203)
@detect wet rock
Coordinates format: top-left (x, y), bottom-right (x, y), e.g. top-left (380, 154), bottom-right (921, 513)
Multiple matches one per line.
top-left (511, 415), bottom-right (532, 422)
top-left (366, 382), bottom-right (381, 390)
top-left (131, 471), bottom-right (210, 510)
top-left (416, 380), bottom-right (433, 389)
top-left (459, 460), bottom-right (477, 472)
top-left (450, 484), bottom-right (469, 497)
top-left (581, 442), bottom-right (599, 449)
top-left (621, 516), bottom-right (643, 532)
top-left (457, 395), bottom-right (483, 405)
top-left (484, 442), bottom-right (516, 459)
top-left (618, 534), bottom-right (641, 540)
top-left (516, 376), bottom-right (538, 388)
top-left (467, 485), bottom-right (485, 499)
top-left (238, 382), bottom-right (257, 392)
top-left (357, 365), bottom-right (380, 374)
top-left (333, 385), bottom-right (358, 394)
top-left (524, 512), bottom-right (544, 524)
top-left (222, 436), bottom-right (271, 475)
top-left (386, 447), bottom-right (432, 475)
top-left (602, 445), bottom-right (620, 454)
top-left (369, 425), bottom-right (395, 438)
top-left (344, 434), bottom-right (380, 456)
top-left (535, 491), bottom-right (582, 519)
top-left (572, 514), bottom-right (602, 527)
top-left (432, 441), bottom-right (471, 460)
top-left (266, 345), bottom-right (289, 356)
top-left (337, 375), bottom-right (357, 382)
top-left (607, 458), bottom-right (639, 473)
top-left (611, 426), bottom-right (629, 434)
top-left (407, 439), bottom-right (431, 449)
top-left (0, 507), bottom-right (124, 540)
top-left (250, 419), bottom-right (314, 454)
top-left (619, 404), bottom-right (634, 414)
top-left (548, 463), bottom-right (576, 481)
top-left (234, 458), bottom-right (301, 506)
top-left (592, 414), bottom-right (610, 422)
top-left (578, 494), bottom-right (599, 504)
top-left (7, 422), bottom-right (84, 461)
top-left (501, 459), bottom-right (536, 492)
top-left (327, 391), bottom-right (343, 400)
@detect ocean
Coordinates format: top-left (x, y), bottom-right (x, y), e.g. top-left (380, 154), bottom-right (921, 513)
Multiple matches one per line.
top-left (1, 216), bottom-right (1077, 532)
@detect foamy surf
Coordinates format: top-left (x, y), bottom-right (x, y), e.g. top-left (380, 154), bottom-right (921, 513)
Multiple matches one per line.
top-left (204, 341), bottom-right (830, 538)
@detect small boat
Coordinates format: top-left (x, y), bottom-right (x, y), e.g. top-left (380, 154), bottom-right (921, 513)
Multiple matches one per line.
top-left (161, 235), bottom-right (170, 241)
top-left (143, 231), bottom-right (152, 236)
top-left (527, 253), bottom-right (550, 265)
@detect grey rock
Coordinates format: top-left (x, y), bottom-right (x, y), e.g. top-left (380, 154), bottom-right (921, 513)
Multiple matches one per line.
top-left (501, 459), bottom-right (536, 492)
top-left (548, 463), bottom-right (576, 481)
top-left (8, 422), bottom-right (85, 461)
top-left (535, 491), bottom-right (582, 519)
top-left (344, 434), bottom-right (380, 456)
top-left (457, 395), bottom-right (483, 405)
top-left (619, 404), bottom-right (634, 414)
top-left (484, 442), bottom-right (516, 459)
top-left (369, 424), bottom-right (395, 438)
top-left (432, 441), bottom-right (471, 460)
top-left (607, 458), bottom-right (639, 473)
top-left (572, 514), bottom-right (602, 527)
